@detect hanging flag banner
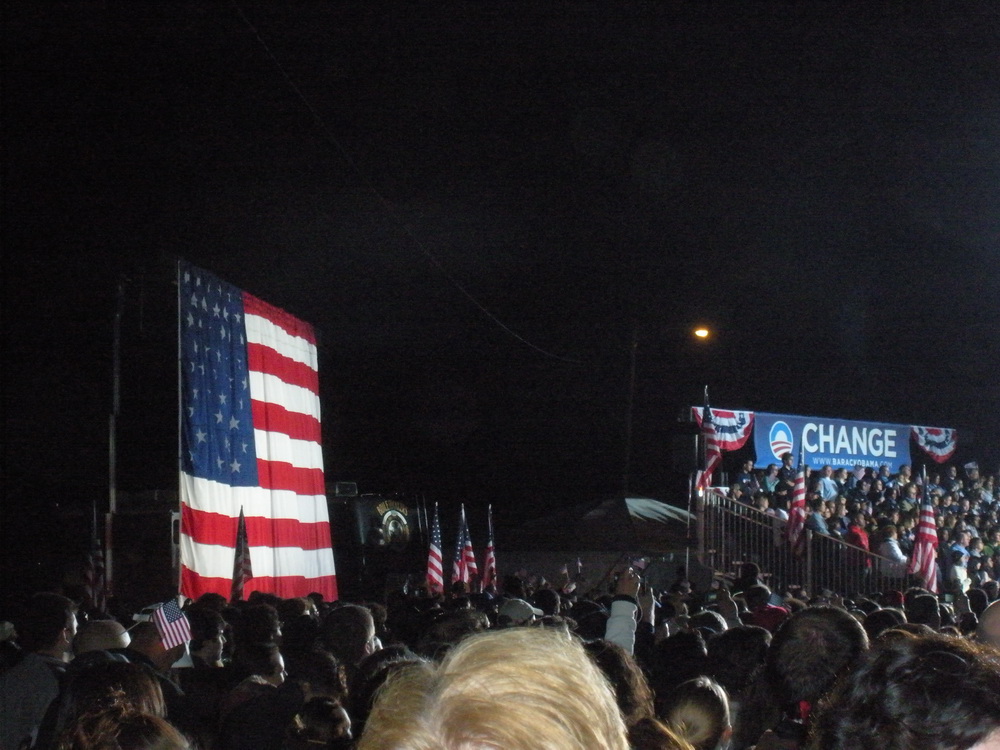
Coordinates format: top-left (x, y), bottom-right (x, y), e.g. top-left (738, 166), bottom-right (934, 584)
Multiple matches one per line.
top-left (690, 407), bottom-right (755, 451)
top-left (911, 426), bottom-right (958, 464)
top-left (178, 261), bottom-right (337, 601)
top-left (752, 412), bottom-right (912, 472)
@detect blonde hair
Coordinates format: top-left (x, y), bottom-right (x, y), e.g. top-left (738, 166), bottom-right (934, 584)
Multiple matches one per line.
top-left (358, 628), bottom-right (629, 750)
top-left (660, 676), bottom-right (730, 750)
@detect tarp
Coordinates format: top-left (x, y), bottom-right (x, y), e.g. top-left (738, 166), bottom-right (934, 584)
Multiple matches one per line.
top-left (511, 496), bottom-right (693, 552)
top-left (502, 496), bottom-right (697, 594)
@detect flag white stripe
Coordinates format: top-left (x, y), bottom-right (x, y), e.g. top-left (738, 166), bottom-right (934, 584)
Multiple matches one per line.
top-left (180, 536), bottom-right (336, 579)
top-left (181, 474), bottom-right (328, 523)
top-left (253, 429), bottom-right (324, 470)
top-left (249, 371), bottom-right (321, 419)
top-left (245, 312), bottom-right (318, 369)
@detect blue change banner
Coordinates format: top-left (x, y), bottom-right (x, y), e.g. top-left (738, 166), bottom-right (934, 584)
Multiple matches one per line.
top-left (752, 412), bottom-right (912, 472)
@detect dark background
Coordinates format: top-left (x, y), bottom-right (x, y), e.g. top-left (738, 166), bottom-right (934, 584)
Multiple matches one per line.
top-left (4, 2), bottom-right (1000, 594)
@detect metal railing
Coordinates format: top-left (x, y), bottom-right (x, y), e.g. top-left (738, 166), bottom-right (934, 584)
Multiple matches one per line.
top-left (698, 489), bottom-right (910, 596)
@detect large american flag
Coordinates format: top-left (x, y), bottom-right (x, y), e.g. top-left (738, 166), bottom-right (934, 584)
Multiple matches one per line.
top-left (178, 262), bottom-right (337, 601)
top-left (786, 455), bottom-right (808, 553)
top-left (908, 499), bottom-right (939, 594)
top-left (426, 503), bottom-right (444, 594)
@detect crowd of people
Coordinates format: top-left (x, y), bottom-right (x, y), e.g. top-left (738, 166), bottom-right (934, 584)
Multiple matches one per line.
top-left (2, 556), bottom-right (1000, 750)
top-left (726, 457), bottom-right (1000, 593)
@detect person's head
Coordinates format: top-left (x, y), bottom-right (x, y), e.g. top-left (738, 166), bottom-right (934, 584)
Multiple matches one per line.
top-left (234, 603), bottom-right (281, 646)
top-left (357, 628), bottom-right (629, 750)
top-left (58, 660), bottom-right (167, 726)
top-left (321, 604), bottom-right (377, 666)
top-left (583, 639), bottom-right (655, 728)
top-left (295, 697), bottom-right (353, 747)
top-left (660, 676), bottom-right (731, 750)
top-left (16, 592), bottom-right (78, 657)
top-left (782, 453), bottom-right (793, 466)
top-left (74, 619), bottom-right (130, 655)
top-left (906, 592), bottom-right (944, 631)
top-left (809, 633), bottom-right (1000, 750)
top-left (235, 640), bottom-right (285, 686)
top-left (976, 600), bottom-right (1000, 649)
top-left (705, 625), bottom-right (771, 697)
top-left (738, 562), bottom-right (760, 582)
top-left (127, 622), bottom-right (185, 672)
top-left (766, 606), bottom-right (869, 711)
top-left (533, 588), bottom-right (561, 616)
top-left (863, 608), bottom-right (906, 642)
top-left (186, 607), bottom-right (226, 665)
top-left (57, 704), bottom-right (188, 750)
top-left (744, 585), bottom-right (772, 611)
top-left (498, 598), bottom-right (543, 627)
top-left (628, 718), bottom-right (695, 750)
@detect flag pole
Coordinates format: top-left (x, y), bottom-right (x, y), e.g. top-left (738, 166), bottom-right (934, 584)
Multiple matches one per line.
top-left (106, 277), bottom-right (126, 599)
top-left (175, 260), bottom-right (184, 596)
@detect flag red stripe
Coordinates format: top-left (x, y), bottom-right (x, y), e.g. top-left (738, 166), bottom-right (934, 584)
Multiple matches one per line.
top-left (247, 342), bottom-right (319, 393)
top-left (256, 459), bottom-right (326, 495)
top-left (251, 400), bottom-right (322, 443)
top-left (243, 293), bottom-right (317, 345)
top-left (182, 505), bottom-right (332, 550)
top-left (182, 566), bottom-right (337, 600)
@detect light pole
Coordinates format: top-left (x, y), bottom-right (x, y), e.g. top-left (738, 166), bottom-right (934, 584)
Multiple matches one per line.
top-left (622, 323), bottom-right (713, 496)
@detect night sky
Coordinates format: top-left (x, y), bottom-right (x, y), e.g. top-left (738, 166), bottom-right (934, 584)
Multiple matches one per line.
top-left (4, 3), bottom-right (1000, 588)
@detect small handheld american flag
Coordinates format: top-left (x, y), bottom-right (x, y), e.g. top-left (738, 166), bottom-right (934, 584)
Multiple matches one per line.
top-left (152, 600), bottom-right (192, 650)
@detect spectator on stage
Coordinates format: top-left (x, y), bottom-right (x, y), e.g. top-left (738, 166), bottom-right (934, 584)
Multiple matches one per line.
top-left (949, 550), bottom-right (972, 594)
top-left (814, 466), bottom-right (839, 502)
top-left (844, 513), bottom-right (872, 593)
top-left (889, 464), bottom-right (912, 489)
top-left (762, 464), bottom-right (781, 495)
top-left (877, 526), bottom-right (908, 580)
top-left (950, 529), bottom-right (973, 557)
top-left (806, 496), bottom-right (830, 536)
top-left (736, 460), bottom-right (758, 495)
top-left (940, 464), bottom-right (962, 494)
top-left (778, 453), bottom-right (796, 484)
top-left (0, 592), bottom-right (77, 750)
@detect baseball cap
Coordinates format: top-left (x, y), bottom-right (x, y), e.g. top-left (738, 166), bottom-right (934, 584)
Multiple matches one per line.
top-left (499, 598), bottom-right (543, 624)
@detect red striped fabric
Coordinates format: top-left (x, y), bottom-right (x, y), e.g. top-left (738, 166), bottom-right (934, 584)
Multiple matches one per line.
top-left (250, 400), bottom-right (322, 443)
top-left (181, 505), bottom-right (332, 550)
